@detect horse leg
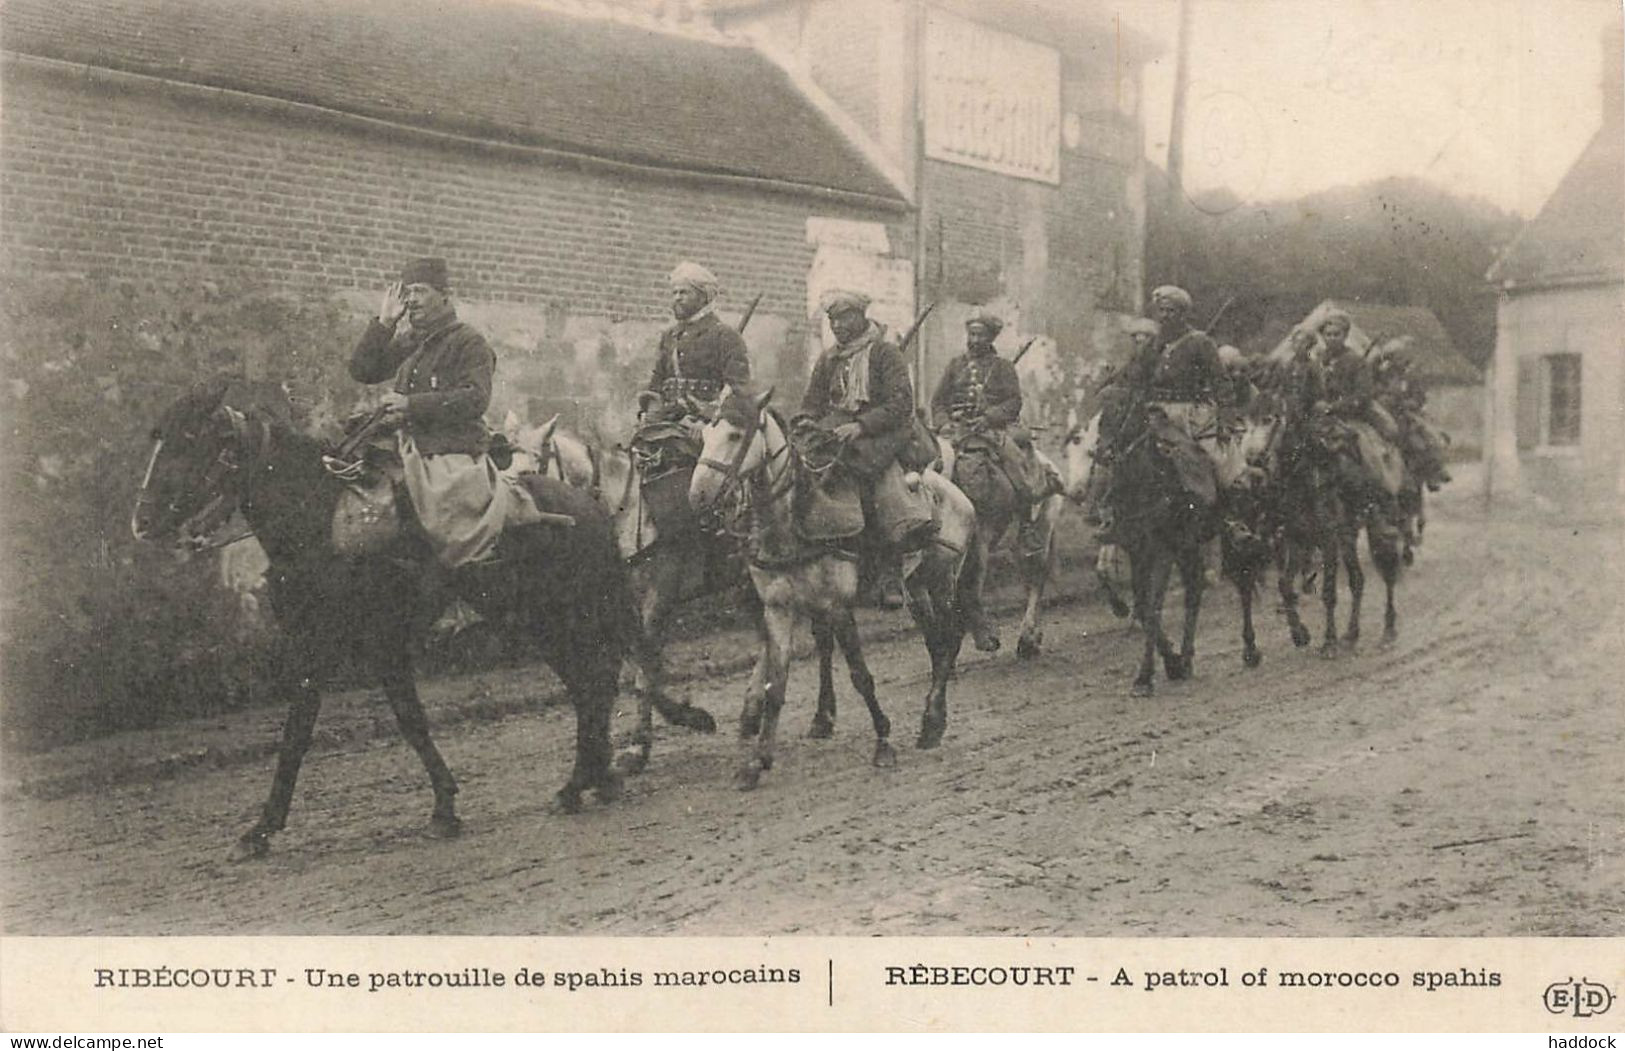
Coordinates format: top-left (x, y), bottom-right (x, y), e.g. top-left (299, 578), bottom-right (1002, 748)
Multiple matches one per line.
top-left (550, 646), bottom-right (621, 814)
top-left (1015, 511), bottom-right (1054, 658)
top-left (622, 561), bottom-right (715, 777)
top-left (738, 601), bottom-right (793, 790)
top-left (808, 614), bottom-right (837, 739)
top-left (1134, 548), bottom-right (1172, 696)
top-left (830, 610), bottom-right (894, 765)
top-left (231, 652), bottom-right (321, 861)
top-left (1368, 513), bottom-right (1402, 644)
top-left (1168, 542), bottom-right (1203, 681)
top-left (1341, 514), bottom-right (1365, 650)
top-left (379, 662), bottom-right (462, 837)
top-left (1318, 523), bottom-right (1342, 658)
top-left (739, 613), bottom-right (768, 740)
top-left (964, 524), bottom-right (1000, 653)
top-left (1231, 539), bottom-right (1262, 668)
top-left (913, 564), bottom-right (958, 750)
top-left (1277, 534), bottom-right (1312, 648)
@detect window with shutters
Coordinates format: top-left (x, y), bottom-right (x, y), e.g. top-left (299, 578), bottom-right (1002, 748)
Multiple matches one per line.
top-left (1542, 353), bottom-right (1582, 447)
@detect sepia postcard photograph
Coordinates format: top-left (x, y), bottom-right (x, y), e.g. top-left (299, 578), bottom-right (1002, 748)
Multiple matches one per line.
top-left (0, 0), bottom-right (1621, 1034)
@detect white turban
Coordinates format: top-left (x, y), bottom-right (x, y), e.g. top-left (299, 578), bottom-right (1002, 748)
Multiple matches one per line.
top-left (1151, 285), bottom-right (1192, 310)
top-left (669, 261), bottom-right (720, 301)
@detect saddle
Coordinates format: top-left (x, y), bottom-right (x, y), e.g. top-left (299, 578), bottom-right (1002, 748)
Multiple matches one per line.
top-left (788, 422), bottom-right (865, 542)
top-left (1146, 411), bottom-right (1219, 509)
top-left (631, 418), bottom-right (703, 538)
top-left (1313, 416), bottom-right (1405, 497)
top-left (325, 415), bottom-right (407, 557)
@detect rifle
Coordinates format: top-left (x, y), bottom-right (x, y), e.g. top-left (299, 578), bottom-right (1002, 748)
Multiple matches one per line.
top-left (897, 301), bottom-right (935, 351)
top-left (1011, 336), bottom-right (1039, 365)
top-left (1205, 295), bottom-right (1237, 335)
top-left (737, 292), bottom-right (763, 335)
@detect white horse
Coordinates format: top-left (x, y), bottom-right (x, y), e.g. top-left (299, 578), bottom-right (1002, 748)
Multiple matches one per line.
top-left (689, 389), bottom-right (979, 789)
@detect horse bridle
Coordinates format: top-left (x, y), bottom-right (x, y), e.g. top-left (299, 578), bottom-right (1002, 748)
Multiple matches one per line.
top-left (131, 404), bottom-right (270, 550)
top-left (693, 407), bottom-right (767, 512)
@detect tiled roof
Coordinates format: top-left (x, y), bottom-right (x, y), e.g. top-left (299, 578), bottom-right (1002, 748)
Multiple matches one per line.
top-left (1488, 120), bottom-right (1624, 289)
top-left (1, 0), bottom-right (906, 203)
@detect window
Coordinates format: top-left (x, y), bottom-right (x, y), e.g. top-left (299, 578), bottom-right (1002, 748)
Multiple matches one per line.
top-left (1544, 353), bottom-right (1582, 447)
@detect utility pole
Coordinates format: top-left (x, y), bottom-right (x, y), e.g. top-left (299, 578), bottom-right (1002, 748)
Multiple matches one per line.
top-left (1163, 0), bottom-right (1194, 288)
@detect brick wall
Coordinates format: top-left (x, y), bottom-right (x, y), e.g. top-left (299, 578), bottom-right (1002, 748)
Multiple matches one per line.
top-left (0, 59), bottom-right (910, 435)
top-left (915, 71), bottom-right (1146, 429)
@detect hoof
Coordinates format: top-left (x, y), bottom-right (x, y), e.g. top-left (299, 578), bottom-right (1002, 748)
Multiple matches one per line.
top-left (1381, 626), bottom-right (1398, 645)
top-left (1131, 680), bottom-right (1153, 698)
top-left (593, 770), bottom-right (625, 805)
top-left (739, 715), bottom-right (762, 739)
top-left (734, 761), bottom-right (764, 791)
top-left (915, 722), bottom-right (944, 750)
top-left (614, 745), bottom-right (650, 777)
top-left (1290, 624), bottom-right (1312, 648)
top-left (973, 630), bottom-right (1001, 653)
top-left (873, 740), bottom-right (898, 768)
top-left (1164, 655), bottom-right (1192, 681)
top-left (1243, 648), bottom-right (1262, 669)
top-left (1318, 641), bottom-right (1340, 660)
top-left (1016, 633), bottom-right (1042, 659)
top-left (428, 812), bottom-right (463, 840)
top-left (553, 786), bottom-right (584, 815)
top-left (807, 716), bottom-right (835, 740)
top-left (1108, 598), bottom-right (1131, 619)
top-left (228, 829), bottom-right (271, 863)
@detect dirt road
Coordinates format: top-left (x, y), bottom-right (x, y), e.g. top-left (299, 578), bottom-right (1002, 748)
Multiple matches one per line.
top-left (4, 494), bottom-right (1622, 936)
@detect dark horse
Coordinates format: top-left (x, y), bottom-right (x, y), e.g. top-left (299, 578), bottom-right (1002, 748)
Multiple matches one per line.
top-left (1266, 405), bottom-right (1403, 658)
top-left (131, 380), bottom-right (637, 860)
top-left (1099, 400), bottom-right (1216, 697)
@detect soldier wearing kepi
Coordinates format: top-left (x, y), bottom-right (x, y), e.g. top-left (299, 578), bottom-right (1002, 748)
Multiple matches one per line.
top-left (801, 290), bottom-right (936, 557)
top-left (930, 308), bottom-right (1057, 504)
top-left (640, 260), bottom-right (751, 426)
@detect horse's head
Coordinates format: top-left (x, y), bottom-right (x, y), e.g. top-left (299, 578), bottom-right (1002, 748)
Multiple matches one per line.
top-left (690, 386), bottom-right (773, 511)
top-left (1061, 409), bottom-right (1105, 504)
top-left (131, 378), bottom-right (265, 548)
top-left (504, 411), bottom-right (562, 477)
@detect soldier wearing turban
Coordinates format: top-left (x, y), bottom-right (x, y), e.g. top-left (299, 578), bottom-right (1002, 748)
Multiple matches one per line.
top-left (641, 260), bottom-right (751, 421)
top-left (801, 289), bottom-right (935, 558)
top-left (929, 308), bottom-right (1059, 506)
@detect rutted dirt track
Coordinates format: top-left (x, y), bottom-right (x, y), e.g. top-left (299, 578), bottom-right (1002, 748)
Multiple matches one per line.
top-left (5, 493), bottom-right (1623, 936)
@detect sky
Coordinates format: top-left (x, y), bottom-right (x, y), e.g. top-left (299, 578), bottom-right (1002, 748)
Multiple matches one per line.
top-left (1116, 0), bottom-right (1623, 218)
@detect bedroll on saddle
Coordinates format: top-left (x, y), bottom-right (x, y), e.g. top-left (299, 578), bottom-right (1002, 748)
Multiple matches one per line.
top-left (1321, 419), bottom-right (1406, 496)
top-left (1146, 413), bottom-right (1220, 509)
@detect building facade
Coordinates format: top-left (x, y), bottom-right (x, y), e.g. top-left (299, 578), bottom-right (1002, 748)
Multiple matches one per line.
top-left (714, 0), bottom-right (1156, 425)
top-left (1484, 98), bottom-right (1624, 511)
top-left (0, 0), bottom-right (915, 437)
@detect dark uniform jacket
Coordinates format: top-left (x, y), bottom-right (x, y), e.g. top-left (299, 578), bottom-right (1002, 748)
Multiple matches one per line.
top-left (648, 310), bottom-right (751, 403)
top-left (1321, 348), bottom-right (1375, 419)
top-left (349, 313), bottom-right (493, 456)
top-left (930, 349), bottom-right (1022, 429)
top-left (801, 323), bottom-right (914, 478)
top-left (1127, 326), bottom-right (1230, 406)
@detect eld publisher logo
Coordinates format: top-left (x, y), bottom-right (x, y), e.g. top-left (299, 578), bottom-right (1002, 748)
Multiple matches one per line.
top-left (1545, 977), bottom-right (1614, 1018)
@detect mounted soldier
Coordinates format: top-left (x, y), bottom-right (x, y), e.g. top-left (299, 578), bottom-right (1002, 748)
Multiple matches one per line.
top-left (798, 290), bottom-right (937, 599)
top-left (1103, 285), bottom-right (1237, 514)
top-left (628, 261), bottom-right (754, 545)
top-left (346, 256), bottom-right (545, 567)
top-left (639, 260), bottom-right (751, 431)
top-left (1311, 309), bottom-right (1406, 514)
top-left (930, 309), bottom-right (1060, 506)
top-left (1372, 348), bottom-right (1452, 491)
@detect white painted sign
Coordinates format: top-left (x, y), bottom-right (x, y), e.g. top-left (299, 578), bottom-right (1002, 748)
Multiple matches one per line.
top-left (805, 217), bottom-right (892, 255)
top-left (924, 8), bottom-right (1061, 185)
